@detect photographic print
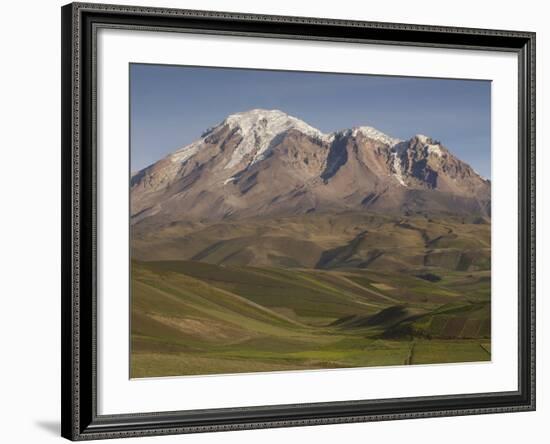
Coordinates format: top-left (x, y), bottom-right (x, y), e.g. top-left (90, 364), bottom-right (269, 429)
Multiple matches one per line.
top-left (62, 5), bottom-right (535, 438)
top-left (129, 64), bottom-right (491, 378)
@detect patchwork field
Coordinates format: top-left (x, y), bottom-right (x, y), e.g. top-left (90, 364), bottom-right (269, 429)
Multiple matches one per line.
top-left (131, 216), bottom-right (491, 378)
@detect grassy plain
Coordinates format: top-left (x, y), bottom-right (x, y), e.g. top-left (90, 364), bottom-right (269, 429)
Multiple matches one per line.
top-left (131, 213), bottom-right (491, 377)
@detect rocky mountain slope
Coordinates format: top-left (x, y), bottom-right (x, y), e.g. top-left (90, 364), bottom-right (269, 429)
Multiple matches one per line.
top-left (131, 109), bottom-right (491, 225)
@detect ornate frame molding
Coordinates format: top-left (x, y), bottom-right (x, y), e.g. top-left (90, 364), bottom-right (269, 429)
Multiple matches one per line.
top-left (61, 2), bottom-right (535, 440)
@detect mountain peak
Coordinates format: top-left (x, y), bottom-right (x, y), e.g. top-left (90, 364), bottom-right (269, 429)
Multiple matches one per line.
top-left (352, 126), bottom-right (401, 147)
top-left (414, 134), bottom-right (431, 142)
top-left (131, 109), bottom-right (491, 222)
top-left (224, 108), bottom-right (289, 122)
top-left (221, 109), bottom-right (327, 170)
top-left (223, 109), bottom-right (324, 136)
top-left (410, 134), bottom-right (446, 158)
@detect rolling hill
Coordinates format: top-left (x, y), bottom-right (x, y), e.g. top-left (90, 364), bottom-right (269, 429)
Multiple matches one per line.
top-left (132, 212), bottom-right (490, 272)
top-left (131, 260), bottom-right (490, 377)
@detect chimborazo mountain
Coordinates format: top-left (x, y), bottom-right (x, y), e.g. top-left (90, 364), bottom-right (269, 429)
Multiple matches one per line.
top-left (130, 109), bottom-right (491, 270)
top-left (130, 109), bottom-right (492, 378)
top-left (131, 109), bottom-right (490, 225)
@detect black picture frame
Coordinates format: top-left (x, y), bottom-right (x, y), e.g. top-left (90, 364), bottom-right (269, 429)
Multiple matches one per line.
top-left (61, 2), bottom-right (536, 440)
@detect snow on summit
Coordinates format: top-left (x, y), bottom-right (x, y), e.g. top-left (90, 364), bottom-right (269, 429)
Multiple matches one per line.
top-left (352, 126), bottom-right (401, 147)
top-left (415, 134), bottom-right (444, 157)
top-left (163, 110), bottom-right (452, 186)
top-left (223, 109), bottom-right (327, 169)
top-left (166, 109), bottom-right (408, 174)
top-left (131, 108), bottom-right (490, 221)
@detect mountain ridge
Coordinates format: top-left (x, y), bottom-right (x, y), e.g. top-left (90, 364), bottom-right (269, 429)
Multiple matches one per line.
top-left (131, 109), bottom-right (490, 224)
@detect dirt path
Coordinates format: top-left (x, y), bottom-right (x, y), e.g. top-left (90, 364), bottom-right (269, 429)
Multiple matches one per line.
top-left (297, 273), bottom-right (385, 309)
top-left (140, 278), bottom-right (309, 328)
top-left (212, 285), bottom-right (311, 328)
top-left (404, 341), bottom-right (416, 365)
top-left (336, 274), bottom-right (401, 304)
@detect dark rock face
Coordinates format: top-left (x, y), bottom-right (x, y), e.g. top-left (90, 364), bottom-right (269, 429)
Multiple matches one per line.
top-left (321, 134), bottom-right (349, 182)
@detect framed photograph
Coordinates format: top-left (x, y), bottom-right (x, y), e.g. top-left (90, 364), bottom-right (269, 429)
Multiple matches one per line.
top-left (61, 2), bottom-right (536, 440)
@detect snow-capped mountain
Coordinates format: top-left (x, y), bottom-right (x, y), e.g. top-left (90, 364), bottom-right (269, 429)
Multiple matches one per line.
top-left (220, 109), bottom-right (329, 170)
top-left (131, 109), bottom-right (490, 224)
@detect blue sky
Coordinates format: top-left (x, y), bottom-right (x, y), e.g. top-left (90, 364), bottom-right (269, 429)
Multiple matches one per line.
top-left (130, 64), bottom-right (491, 178)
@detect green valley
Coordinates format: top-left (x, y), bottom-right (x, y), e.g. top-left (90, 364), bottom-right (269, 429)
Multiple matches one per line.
top-left (131, 214), bottom-right (490, 378)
